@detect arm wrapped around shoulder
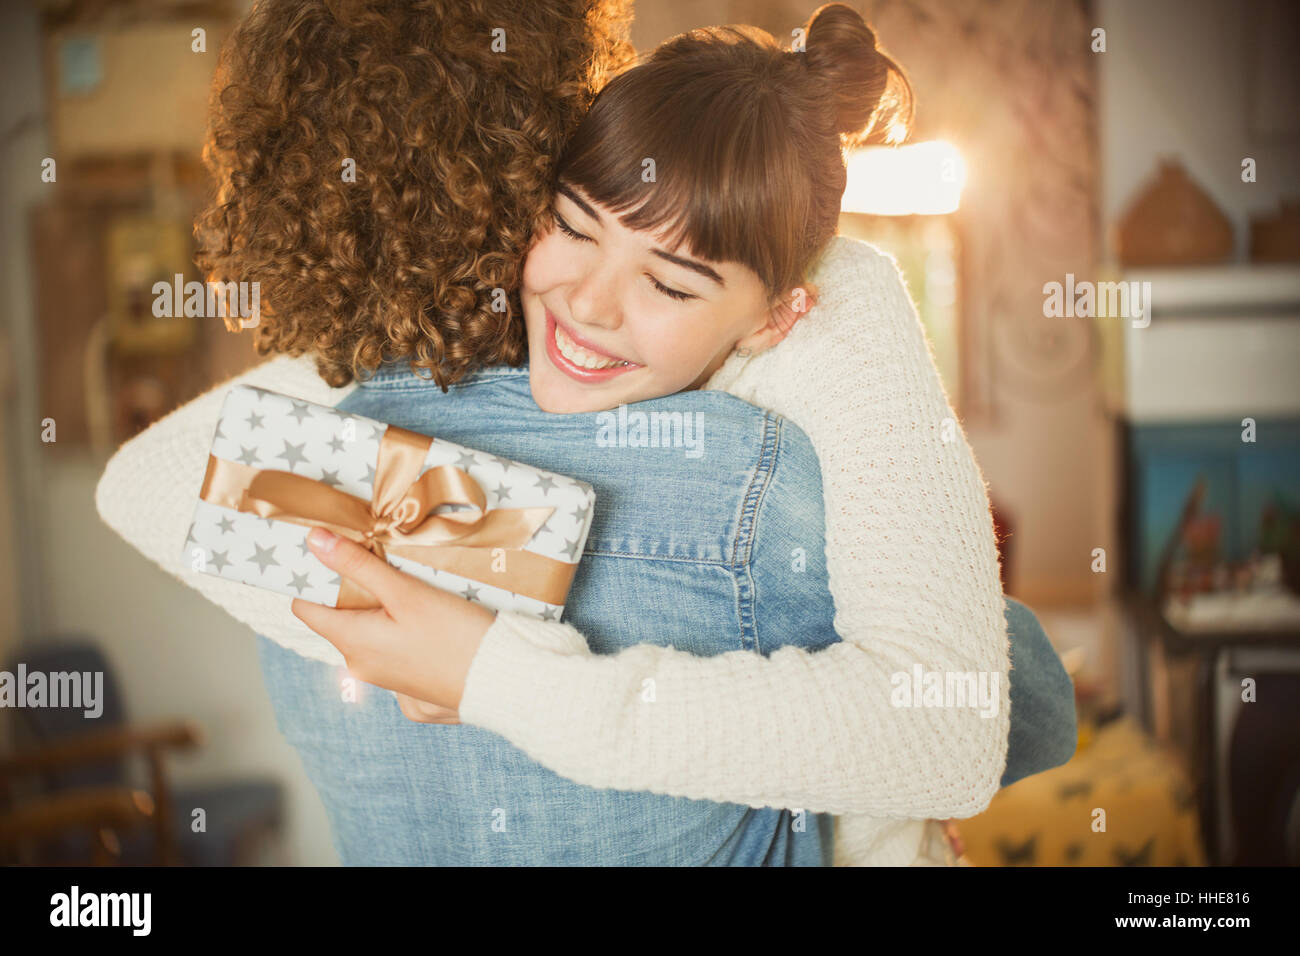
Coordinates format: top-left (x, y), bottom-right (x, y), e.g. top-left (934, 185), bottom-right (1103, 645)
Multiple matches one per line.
top-left (458, 237), bottom-right (1010, 818)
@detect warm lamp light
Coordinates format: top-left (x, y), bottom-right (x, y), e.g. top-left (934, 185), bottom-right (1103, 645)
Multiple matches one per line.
top-left (841, 140), bottom-right (967, 216)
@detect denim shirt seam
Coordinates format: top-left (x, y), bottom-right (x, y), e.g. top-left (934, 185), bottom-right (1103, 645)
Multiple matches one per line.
top-left (581, 549), bottom-right (725, 564)
top-left (729, 412), bottom-right (781, 652)
top-left (357, 365), bottom-right (529, 390)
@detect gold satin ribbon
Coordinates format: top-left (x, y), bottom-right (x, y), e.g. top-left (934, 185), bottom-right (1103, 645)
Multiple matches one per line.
top-left (198, 423), bottom-right (575, 609)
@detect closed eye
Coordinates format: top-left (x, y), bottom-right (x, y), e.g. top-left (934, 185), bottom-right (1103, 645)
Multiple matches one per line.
top-left (553, 211), bottom-right (593, 243)
top-left (555, 205), bottom-right (695, 301)
top-left (648, 275), bottom-right (697, 302)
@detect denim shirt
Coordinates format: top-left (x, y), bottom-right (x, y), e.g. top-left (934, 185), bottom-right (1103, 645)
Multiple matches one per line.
top-left (331, 360), bottom-right (840, 865)
top-left (264, 359), bottom-right (1076, 865)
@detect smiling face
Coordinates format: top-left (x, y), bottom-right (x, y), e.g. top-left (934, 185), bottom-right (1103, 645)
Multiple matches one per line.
top-left (520, 182), bottom-right (790, 414)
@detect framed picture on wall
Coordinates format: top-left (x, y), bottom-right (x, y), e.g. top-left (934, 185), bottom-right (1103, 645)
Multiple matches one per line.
top-left (105, 214), bottom-right (197, 355)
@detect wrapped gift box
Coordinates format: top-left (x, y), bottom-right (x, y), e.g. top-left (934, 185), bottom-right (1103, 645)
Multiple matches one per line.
top-left (180, 384), bottom-right (595, 620)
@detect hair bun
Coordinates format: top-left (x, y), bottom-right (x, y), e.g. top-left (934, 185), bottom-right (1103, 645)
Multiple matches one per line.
top-left (802, 2), bottom-right (913, 146)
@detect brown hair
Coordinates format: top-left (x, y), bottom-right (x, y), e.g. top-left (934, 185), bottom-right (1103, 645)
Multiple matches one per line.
top-left (556, 2), bottom-right (914, 307)
top-left (196, 0), bottom-right (635, 388)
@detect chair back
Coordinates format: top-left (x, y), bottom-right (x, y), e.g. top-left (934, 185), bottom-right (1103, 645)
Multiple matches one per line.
top-left (5, 639), bottom-right (128, 792)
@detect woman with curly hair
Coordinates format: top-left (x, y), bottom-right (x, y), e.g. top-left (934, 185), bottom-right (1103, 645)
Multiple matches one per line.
top-left (196, 0), bottom-right (635, 389)
top-left (97, 0), bottom-right (1075, 865)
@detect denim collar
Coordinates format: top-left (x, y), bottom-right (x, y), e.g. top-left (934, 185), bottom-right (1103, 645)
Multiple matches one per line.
top-left (359, 357), bottom-right (530, 387)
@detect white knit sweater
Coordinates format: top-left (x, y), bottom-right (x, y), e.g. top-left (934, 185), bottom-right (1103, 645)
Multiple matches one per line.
top-left (94, 236), bottom-right (1009, 866)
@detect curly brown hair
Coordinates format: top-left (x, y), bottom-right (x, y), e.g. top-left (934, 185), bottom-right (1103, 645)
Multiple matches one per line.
top-left (196, 0), bottom-right (635, 388)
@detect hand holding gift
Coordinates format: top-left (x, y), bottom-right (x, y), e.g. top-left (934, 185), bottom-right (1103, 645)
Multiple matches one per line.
top-left (290, 525), bottom-right (493, 712)
top-left (182, 384), bottom-right (598, 717)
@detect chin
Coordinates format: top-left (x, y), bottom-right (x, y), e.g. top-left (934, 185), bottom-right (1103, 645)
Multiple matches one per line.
top-left (528, 367), bottom-right (596, 414)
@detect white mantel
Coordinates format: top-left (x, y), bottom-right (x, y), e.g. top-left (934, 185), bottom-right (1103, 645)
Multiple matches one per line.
top-left (1120, 264), bottom-right (1300, 424)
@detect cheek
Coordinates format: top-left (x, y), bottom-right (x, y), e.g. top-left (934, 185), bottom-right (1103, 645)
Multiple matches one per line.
top-left (522, 235), bottom-right (568, 293)
top-left (638, 306), bottom-right (732, 373)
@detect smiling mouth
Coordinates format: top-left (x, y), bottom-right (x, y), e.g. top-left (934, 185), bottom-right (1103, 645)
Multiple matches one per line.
top-left (544, 310), bottom-right (641, 382)
top-left (553, 318), bottom-right (632, 368)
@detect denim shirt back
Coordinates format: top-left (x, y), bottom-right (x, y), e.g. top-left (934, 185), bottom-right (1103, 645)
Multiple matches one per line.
top-left (326, 360), bottom-right (840, 865)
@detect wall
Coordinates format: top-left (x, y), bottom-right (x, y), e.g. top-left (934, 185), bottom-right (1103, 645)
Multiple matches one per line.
top-left (0, 0), bottom-right (334, 865)
top-left (1098, 0), bottom-right (1299, 262)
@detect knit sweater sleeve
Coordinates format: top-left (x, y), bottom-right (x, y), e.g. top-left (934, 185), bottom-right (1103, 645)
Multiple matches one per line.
top-left (457, 236), bottom-right (1010, 819)
top-left (94, 352), bottom-right (358, 665)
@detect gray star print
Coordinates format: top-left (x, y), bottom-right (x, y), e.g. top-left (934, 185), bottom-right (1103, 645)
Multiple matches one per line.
top-left (363, 463), bottom-right (375, 486)
top-left (533, 474), bottom-right (557, 493)
top-left (328, 435), bottom-right (346, 454)
top-left (287, 401), bottom-right (313, 425)
top-left (287, 571), bottom-right (312, 594)
top-left (248, 542), bottom-right (280, 574)
top-left (319, 468), bottom-right (342, 488)
top-left (493, 481), bottom-right (513, 502)
top-left (246, 410), bottom-right (265, 430)
top-left (297, 538), bottom-right (312, 557)
top-left (213, 420), bottom-right (226, 441)
top-left (561, 536), bottom-right (581, 560)
top-left (276, 440), bottom-right (309, 471)
top-left (568, 502), bottom-right (588, 522)
top-left (216, 515), bottom-right (236, 535)
top-left (209, 549), bottom-right (231, 573)
top-left (185, 523), bottom-right (199, 546)
top-left (464, 584), bottom-right (481, 602)
top-left (541, 605), bottom-right (561, 621)
top-left (454, 450), bottom-right (479, 471)
top-left (237, 445), bottom-right (262, 466)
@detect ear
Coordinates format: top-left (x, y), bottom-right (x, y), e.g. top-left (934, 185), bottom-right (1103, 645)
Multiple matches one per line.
top-left (734, 282), bottom-right (820, 355)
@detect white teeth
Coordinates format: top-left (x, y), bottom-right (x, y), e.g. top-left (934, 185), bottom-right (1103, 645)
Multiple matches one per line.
top-left (554, 321), bottom-right (631, 370)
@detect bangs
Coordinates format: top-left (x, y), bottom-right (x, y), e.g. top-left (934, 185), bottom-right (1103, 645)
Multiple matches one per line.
top-left (555, 38), bottom-right (816, 298)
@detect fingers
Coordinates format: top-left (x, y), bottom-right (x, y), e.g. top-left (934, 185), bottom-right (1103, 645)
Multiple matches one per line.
top-left (290, 596), bottom-right (390, 670)
top-left (304, 527), bottom-right (413, 617)
top-left (394, 692), bottom-right (461, 724)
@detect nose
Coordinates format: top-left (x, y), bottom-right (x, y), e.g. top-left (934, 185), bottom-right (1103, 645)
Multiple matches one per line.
top-left (566, 258), bottom-right (623, 333)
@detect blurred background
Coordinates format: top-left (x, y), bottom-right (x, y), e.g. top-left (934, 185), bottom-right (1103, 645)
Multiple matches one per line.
top-left (0, 0), bottom-right (1297, 866)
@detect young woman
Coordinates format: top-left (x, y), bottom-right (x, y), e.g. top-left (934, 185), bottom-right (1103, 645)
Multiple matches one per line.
top-left (97, 1), bottom-right (1073, 864)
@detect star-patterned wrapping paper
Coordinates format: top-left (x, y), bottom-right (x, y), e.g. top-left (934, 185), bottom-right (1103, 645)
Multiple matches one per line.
top-left (180, 385), bottom-right (596, 620)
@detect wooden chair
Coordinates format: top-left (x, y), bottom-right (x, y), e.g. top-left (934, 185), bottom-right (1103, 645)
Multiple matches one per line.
top-left (2, 639), bottom-right (282, 865)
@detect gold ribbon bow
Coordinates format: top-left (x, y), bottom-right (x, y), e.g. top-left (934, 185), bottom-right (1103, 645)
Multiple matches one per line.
top-left (199, 423), bottom-right (575, 609)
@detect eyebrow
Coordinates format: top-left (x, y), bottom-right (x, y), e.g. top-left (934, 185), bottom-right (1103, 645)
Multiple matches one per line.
top-left (650, 248), bottom-right (725, 287)
top-left (556, 181), bottom-right (726, 288)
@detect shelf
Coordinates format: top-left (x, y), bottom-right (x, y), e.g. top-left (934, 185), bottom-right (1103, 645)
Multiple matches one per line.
top-left (1120, 263), bottom-right (1300, 316)
top-left (1111, 264), bottom-right (1300, 423)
